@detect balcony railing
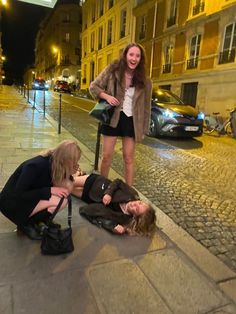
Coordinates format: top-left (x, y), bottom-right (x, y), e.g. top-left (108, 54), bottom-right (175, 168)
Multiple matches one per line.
top-left (162, 63), bottom-right (171, 73)
top-left (192, 1), bottom-right (205, 16)
top-left (218, 49), bottom-right (236, 64)
top-left (167, 15), bottom-right (176, 28)
top-left (186, 57), bottom-right (198, 69)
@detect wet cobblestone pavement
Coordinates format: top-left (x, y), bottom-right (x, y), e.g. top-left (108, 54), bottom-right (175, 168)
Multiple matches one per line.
top-left (36, 93), bottom-right (236, 272)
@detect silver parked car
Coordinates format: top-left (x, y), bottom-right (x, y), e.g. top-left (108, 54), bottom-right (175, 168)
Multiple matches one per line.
top-left (148, 88), bottom-right (204, 138)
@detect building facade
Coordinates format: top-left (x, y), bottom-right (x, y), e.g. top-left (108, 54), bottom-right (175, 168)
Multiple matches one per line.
top-left (82, 0), bottom-right (236, 117)
top-left (81, 0), bottom-right (136, 89)
top-left (34, 0), bottom-right (82, 89)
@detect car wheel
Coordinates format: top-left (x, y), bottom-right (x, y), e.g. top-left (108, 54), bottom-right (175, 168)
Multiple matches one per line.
top-left (148, 113), bottom-right (159, 137)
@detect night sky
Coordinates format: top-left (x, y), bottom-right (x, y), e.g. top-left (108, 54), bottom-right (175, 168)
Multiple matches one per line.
top-left (1, 0), bottom-right (51, 84)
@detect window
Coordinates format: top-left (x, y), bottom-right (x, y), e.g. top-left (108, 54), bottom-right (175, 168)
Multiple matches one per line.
top-left (91, 5), bottom-right (96, 23)
top-left (91, 32), bottom-right (95, 52)
top-left (65, 33), bottom-right (70, 43)
top-left (139, 15), bottom-right (146, 40)
top-left (99, 0), bottom-right (104, 16)
top-left (167, 0), bottom-right (177, 28)
top-left (187, 34), bottom-right (201, 69)
top-left (83, 37), bottom-right (87, 57)
top-left (82, 64), bottom-right (87, 84)
top-left (108, 0), bottom-right (113, 9)
top-left (219, 22), bottom-right (236, 64)
top-left (120, 9), bottom-right (127, 39)
top-left (98, 26), bottom-right (103, 50)
top-left (107, 19), bottom-right (112, 45)
top-left (163, 45), bottom-right (173, 73)
top-left (62, 12), bottom-right (70, 23)
top-left (192, 0), bottom-right (205, 16)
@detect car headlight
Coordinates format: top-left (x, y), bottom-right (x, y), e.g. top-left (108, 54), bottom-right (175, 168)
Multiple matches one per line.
top-left (45, 84), bottom-right (49, 88)
top-left (162, 108), bottom-right (183, 119)
top-left (197, 112), bottom-right (205, 120)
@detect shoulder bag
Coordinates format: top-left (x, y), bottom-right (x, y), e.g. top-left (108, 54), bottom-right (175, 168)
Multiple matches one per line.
top-left (41, 196), bottom-right (74, 255)
top-left (89, 78), bottom-right (117, 125)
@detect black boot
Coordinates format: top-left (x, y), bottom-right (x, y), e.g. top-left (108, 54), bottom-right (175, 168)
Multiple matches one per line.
top-left (28, 209), bottom-right (61, 230)
top-left (17, 223), bottom-right (42, 240)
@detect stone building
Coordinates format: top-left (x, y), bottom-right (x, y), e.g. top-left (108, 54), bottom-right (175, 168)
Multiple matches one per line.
top-left (81, 0), bottom-right (236, 117)
top-left (34, 0), bottom-right (82, 89)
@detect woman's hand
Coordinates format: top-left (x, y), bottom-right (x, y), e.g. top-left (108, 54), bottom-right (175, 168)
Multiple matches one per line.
top-left (102, 194), bottom-right (112, 205)
top-left (51, 187), bottom-right (69, 198)
top-left (99, 91), bottom-right (120, 106)
top-left (114, 224), bottom-right (126, 234)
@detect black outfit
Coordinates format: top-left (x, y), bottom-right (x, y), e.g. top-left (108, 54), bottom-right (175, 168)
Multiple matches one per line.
top-left (79, 174), bottom-right (140, 233)
top-left (0, 155), bottom-right (52, 226)
top-left (100, 111), bottom-right (135, 138)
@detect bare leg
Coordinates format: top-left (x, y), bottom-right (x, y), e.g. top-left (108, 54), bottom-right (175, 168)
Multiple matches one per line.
top-left (71, 174), bottom-right (90, 198)
top-left (100, 135), bottom-right (117, 178)
top-left (122, 137), bottom-right (135, 186)
top-left (30, 195), bottom-right (68, 216)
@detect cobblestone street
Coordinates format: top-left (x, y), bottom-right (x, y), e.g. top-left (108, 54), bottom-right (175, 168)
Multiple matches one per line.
top-left (39, 94), bottom-right (236, 272)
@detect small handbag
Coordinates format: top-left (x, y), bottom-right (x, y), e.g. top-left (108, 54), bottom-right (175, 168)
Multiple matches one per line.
top-left (89, 78), bottom-right (117, 125)
top-left (41, 196), bottom-right (74, 255)
top-left (89, 100), bottom-right (115, 125)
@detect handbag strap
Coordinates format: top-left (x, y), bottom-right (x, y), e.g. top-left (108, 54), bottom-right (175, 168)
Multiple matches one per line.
top-left (48, 195), bottom-right (72, 227)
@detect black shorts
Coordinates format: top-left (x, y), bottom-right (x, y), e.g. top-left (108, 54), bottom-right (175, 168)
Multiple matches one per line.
top-left (100, 111), bottom-right (135, 138)
top-left (81, 173), bottom-right (99, 203)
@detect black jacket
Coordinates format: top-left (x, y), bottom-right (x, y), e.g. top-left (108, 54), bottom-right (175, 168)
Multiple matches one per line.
top-left (0, 155), bottom-right (52, 225)
top-left (79, 175), bottom-right (140, 233)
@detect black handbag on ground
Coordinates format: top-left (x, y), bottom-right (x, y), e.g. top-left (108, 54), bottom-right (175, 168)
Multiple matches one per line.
top-left (89, 100), bottom-right (114, 125)
top-left (89, 78), bottom-right (117, 125)
top-left (41, 196), bottom-right (74, 255)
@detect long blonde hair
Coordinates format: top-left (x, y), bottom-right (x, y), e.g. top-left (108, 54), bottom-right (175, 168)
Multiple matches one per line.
top-left (41, 140), bottom-right (81, 185)
top-left (126, 205), bottom-right (156, 237)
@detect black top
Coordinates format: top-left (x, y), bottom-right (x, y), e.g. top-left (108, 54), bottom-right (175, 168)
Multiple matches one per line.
top-left (0, 155), bottom-right (52, 226)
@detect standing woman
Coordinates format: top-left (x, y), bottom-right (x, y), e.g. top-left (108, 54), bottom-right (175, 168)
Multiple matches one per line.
top-left (0, 140), bottom-right (81, 240)
top-left (89, 43), bottom-right (152, 186)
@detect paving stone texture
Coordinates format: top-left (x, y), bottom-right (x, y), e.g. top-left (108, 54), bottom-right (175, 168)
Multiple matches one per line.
top-left (0, 86), bottom-right (236, 314)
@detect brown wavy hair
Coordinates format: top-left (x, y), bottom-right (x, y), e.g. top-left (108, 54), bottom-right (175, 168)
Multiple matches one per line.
top-left (126, 204), bottom-right (156, 237)
top-left (41, 140), bottom-right (81, 185)
top-left (111, 42), bottom-right (147, 88)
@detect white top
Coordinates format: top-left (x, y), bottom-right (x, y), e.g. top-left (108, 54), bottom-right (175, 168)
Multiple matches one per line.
top-left (122, 87), bottom-right (135, 117)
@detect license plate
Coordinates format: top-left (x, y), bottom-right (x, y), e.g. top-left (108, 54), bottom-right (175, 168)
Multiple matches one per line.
top-left (185, 126), bottom-right (199, 131)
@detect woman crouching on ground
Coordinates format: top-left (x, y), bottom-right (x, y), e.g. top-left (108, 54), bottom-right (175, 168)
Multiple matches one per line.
top-left (72, 173), bottom-right (156, 237)
top-left (0, 140), bottom-right (81, 240)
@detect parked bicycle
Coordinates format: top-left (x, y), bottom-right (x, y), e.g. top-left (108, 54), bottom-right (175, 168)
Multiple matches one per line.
top-left (203, 108), bottom-right (236, 136)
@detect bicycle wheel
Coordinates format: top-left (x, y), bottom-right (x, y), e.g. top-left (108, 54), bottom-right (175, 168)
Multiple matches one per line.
top-left (225, 121), bottom-right (232, 136)
top-left (203, 120), bottom-right (215, 134)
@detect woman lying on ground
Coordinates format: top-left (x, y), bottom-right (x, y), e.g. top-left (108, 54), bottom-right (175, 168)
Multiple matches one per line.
top-left (0, 140), bottom-right (81, 240)
top-left (72, 173), bottom-right (156, 237)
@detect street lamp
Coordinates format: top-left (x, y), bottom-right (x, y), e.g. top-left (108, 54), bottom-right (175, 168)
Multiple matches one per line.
top-left (51, 45), bottom-right (60, 81)
top-left (0, 0), bottom-right (8, 85)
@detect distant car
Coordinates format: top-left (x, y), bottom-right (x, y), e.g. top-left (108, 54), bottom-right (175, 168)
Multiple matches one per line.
top-left (148, 88), bottom-right (204, 138)
top-left (32, 78), bottom-right (48, 90)
top-left (54, 80), bottom-right (71, 93)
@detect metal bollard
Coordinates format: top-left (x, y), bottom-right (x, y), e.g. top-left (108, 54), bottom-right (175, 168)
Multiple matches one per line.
top-left (27, 85), bottom-right (30, 103)
top-left (43, 89), bottom-right (46, 116)
top-left (58, 93), bottom-right (62, 134)
top-left (33, 90), bottom-right (36, 109)
top-left (94, 122), bottom-right (102, 171)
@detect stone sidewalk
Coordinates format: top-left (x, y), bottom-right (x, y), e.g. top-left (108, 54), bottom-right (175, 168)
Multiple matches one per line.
top-left (0, 85), bottom-right (236, 314)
